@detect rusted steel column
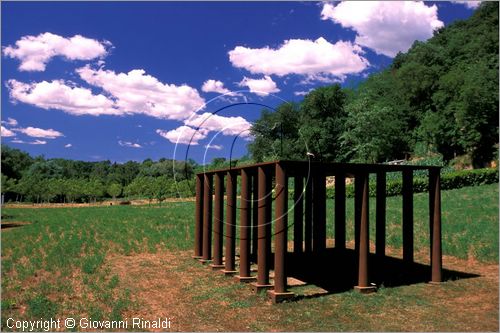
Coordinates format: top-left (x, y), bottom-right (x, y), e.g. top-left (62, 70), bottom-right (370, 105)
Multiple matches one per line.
top-left (304, 175), bottom-right (313, 253)
top-left (224, 170), bottom-right (237, 274)
top-left (376, 172), bottom-right (386, 257)
top-left (238, 168), bottom-right (252, 279)
top-left (355, 173), bottom-right (375, 293)
top-left (254, 166), bottom-right (272, 290)
top-left (251, 172), bottom-right (258, 263)
top-left (265, 171), bottom-right (272, 263)
top-left (335, 173), bottom-right (346, 249)
top-left (293, 176), bottom-right (304, 254)
top-left (273, 162), bottom-right (289, 293)
top-left (202, 173), bottom-right (213, 261)
top-left (211, 172), bottom-right (224, 267)
top-left (194, 174), bottom-right (204, 258)
top-left (429, 170), bottom-right (435, 265)
top-left (402, 169), bottom-right (414, 263)
top-left (354, 175), bottom-right (363, 255)
top-left (312, 173), bottom-right (326, 252)
top-left (429, 169), bottom-right (442, 283)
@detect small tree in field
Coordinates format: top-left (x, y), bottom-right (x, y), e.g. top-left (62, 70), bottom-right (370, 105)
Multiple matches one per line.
top-left (107, 183), bottom-right (122, 201)
top-left (153, 176), bottom-right (171, 206)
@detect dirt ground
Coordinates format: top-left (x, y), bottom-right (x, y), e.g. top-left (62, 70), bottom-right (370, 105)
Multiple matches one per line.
top-left (106, 248), bottom-right (499, 332)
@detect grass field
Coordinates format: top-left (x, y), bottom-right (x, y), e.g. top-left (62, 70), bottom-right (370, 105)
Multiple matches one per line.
top-left (1, 184), bottom-right (498, 331)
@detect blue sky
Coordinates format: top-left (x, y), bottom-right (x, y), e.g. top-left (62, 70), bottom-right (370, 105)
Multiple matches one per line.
top-left (1, 1), bottom-right (478, 164)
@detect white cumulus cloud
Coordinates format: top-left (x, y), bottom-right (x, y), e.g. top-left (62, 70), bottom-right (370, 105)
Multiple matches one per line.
top-left (238, 76), bottom-right (280, 96)
top-left (184, 112), bottom-right (252, 137)
top-left (13, 126), bottom-right (63, 139)
top-left (118, 140), bottom-right (142, 148)
top-left (76, 65), bottom-right (206, 120)
top-left (202, 79), bottom-right (231, 94)
top-left (1, 126), bottom-right (15, 137)
top-left (294, 89), bottom-right (313, 96)
top-left (321, 1), bottom-right (444, 57)
top-left (156, 126), bottom-right (208, 145)
top-left (3, 32), bottom-right (110, 71)
top-left (229, 37), bottom-right (369, 80)
top-left (11, 139), bottom-right (47, 145)
top-left (1, 118), bottom-right (18, 126)
top-left (454, 1), bottom-right (481, 9)
top-left (64, 143), bottom-right (72, 148)
top-left (6, 79), bottom-right (119, 116)
top-left (7, 65), bottom-right (207, 120)
top-left (205, 144), bottom-right (223, 150)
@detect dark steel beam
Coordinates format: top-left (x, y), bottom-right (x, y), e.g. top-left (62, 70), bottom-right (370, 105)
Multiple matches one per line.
top-left (251, 172), bottom-right (259, 263)
top-left (211, 172), bottom-right (224, 268)
top-left (202, 174), bottom-right (213, 261)
top-left (253, 166), bottom-right (272, 292)
top-left (273, 162), bottom-right (289, 293)
top-left (223, 170), bottom-right (237, 274)
top-left (238, 168), bottom-right (252, 279)
top-left (429, 169), bottom-right (442, 283)
top-left (194, 174), bottom-right (203, 258)
top-left (198, 160), bottom-right (440, 177)
top-left (354, 175), bottom-right (362, 255)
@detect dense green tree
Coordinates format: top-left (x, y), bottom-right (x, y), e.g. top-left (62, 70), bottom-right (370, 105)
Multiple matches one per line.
top-left (1, 173), bottom-right (16, 203)
top-left (107, 161), bottom-right (140, 186)
top-left (25, 160), bottom-right (65, 180)
top-left (341, 99), bottom-right (406, 163)
top-left (249, 102), bottom-right (304, 162)
top-left (1, 145), bottom-right (34, 179)
top-left (84, 179), bottom-right (105, 203)
top-left (153, 176), bottom-right (173, 205)
top-left (125, 176), bottom-right (156, 203)
top-left (65, 179), bottom-right (85, 203)
top-left (299, 85), bottom-right (347, 162)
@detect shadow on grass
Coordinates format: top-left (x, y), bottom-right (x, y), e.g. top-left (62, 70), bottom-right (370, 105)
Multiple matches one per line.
top-left (1, 221), bottom-right (31, 230)
top-left (277, 248), bottom-right (479, 299)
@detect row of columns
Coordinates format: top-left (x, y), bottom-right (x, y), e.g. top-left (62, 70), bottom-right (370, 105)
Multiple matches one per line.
top-left (193, 163), bottom-right (443, 302)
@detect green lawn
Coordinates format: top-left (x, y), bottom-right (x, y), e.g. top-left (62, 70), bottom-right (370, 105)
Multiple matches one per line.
top-left (327, 182), bottom-right (499, 262)
top-left (1, 184), bottom-right (498, 331)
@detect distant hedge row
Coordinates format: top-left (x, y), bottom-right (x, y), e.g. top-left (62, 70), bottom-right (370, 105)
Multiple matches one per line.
top-left (288, 168), bottom-right (499, 199)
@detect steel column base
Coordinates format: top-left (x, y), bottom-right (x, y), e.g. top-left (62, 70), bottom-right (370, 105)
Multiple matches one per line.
top-left (428, 281), bottom-right (442, 285)
top-left (221, 270), bottom-right (237, 276)
top-left (251, 283), bottom-right (273, 294)
top-left (235, 276), bottom-right (257, 283)
top-left (209, 264), bottom-right (225, 270)
top-left (354, 285), bottom-right (377, 294)
top-left (192, 255), bottom-right (203, 260)
top-left (199, 259), bottom-right (211, 264)
top-left (267, 290), bottom-right (295, 304)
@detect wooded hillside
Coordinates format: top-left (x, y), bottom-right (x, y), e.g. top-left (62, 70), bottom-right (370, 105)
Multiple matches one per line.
top-left (250, 2), bottom-right (498, 167)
